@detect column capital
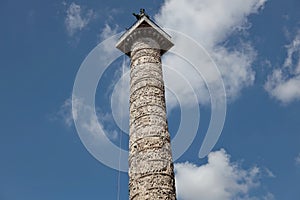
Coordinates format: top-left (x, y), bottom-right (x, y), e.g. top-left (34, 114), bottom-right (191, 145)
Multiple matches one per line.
top-left (116, 16), bottom-right (174, 56)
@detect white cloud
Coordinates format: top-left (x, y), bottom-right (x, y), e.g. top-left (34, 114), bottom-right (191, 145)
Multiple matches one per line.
top-left (57, 97), bottom-right (119, 140)
top-left (154, 0), bottom-right (266, 106)
top-left (99, 24), bottom-right (119, 42)
top-left (265, 30), bottom-right (300, 103)
top-left (156, 0), bottom-right (265, 49)
top-left (57, 97), bottom-right (74, 127)
top-left (264, 168), bottom-right (275, 178)
top-left (105, 0), bottom-right (267, 137)
top-left (175, 149), bottom-right (273, 200)
top-left (65, 2), bottom-right (94, 36)
top-left (295, 153), bottom-right (300, 166)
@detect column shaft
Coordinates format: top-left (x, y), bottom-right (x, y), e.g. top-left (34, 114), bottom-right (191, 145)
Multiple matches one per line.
top-left (129, 37), bottom-right (176, 200)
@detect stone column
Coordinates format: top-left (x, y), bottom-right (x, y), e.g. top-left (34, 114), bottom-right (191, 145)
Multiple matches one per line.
top-left (116, 14), bottom-right (176, 199)
top-left (128, 37), bottom-right (176, 200)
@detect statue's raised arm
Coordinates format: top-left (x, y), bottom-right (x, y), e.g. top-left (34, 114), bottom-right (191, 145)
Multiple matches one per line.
top-left (132, 8), bottom-right (149, 20)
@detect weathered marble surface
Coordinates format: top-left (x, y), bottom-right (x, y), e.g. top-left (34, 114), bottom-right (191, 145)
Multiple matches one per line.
top-left (128, 37), bottom-right (176, 200)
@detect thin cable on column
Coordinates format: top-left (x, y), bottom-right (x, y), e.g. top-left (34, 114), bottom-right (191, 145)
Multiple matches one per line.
top-left (117, 43), bottom-right (126, 200)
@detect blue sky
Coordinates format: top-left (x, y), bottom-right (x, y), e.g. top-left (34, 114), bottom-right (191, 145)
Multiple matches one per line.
top-left (1, 0), bottom-right (300, 199)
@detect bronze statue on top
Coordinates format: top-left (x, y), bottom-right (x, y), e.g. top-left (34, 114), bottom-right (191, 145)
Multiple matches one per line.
top-left (133, 8), bottom-right (150, 20)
